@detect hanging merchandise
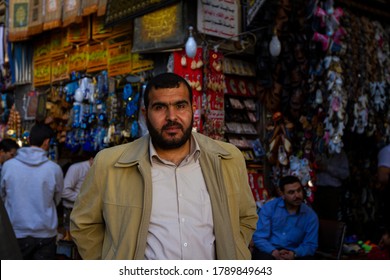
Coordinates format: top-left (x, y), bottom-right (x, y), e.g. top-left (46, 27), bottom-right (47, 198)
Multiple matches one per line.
top-left (82, 0), bottom-right (99, 16)
top-left (312, 0), bottom-right (345, 53)
top-left (65, 71), bottom-right (112, 153)
top-left (173, 47), bottom-right (203, 132)
top-left (323, 57), bottom-right (347, 154)
top-left (203, 49), bottom-right (225, 140)
top-left (27, 0), bottom-right (43, 36)
top-left (62, 0), bottom-right (82, 27)
top-left (288, 155), bottom-right (316, 204)
top-left (265, 112), bottom-right (293, 166)
top-left (122, 83), bottom-right (140, 139)
top-left (310, 0), bottom-right (348, 155)
top-left (0, 93), bottom-right (10, 124)
top-left (248, 171), bottom-right (269, 208)
top-left (5, 105), bottom-right (21, 141)
top-left (8, 0), bottom-right (30, 42)
top-left (64, 72), bottom-right (80, 102)
top-left (43, 0), bottom-right (62, 30)
top-left (11, 43), bottom-right (33, 85)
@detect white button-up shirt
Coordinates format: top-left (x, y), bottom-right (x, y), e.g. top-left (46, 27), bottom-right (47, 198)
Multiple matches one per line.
top-left (145, 137), bottom-right (215, 260)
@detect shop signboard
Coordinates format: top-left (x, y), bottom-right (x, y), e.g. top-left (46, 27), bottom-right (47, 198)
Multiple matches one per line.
top-left (105, 0), bottom-right (179, 26)
top-left (197, 0), bottom-right (241, 40)
top-left (132, 1), bottom-right (186, 53)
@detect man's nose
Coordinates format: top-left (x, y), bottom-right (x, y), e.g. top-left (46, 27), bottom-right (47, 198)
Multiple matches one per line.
top-left (166, 106), bottom-right (177, 120)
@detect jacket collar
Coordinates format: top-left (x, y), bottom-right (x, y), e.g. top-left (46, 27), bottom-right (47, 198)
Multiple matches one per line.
top-left (192, 132), bottom-right (232, 159)
top-left (116, 135), bottom-right (151, 166)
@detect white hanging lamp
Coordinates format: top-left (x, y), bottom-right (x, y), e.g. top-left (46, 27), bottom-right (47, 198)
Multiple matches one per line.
top-left (269, 28), bottom-right (281, 57)
top-left (185, 26), bottom-right (197, 58)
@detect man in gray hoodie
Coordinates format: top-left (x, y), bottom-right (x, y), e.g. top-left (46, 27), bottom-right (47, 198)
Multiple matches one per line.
top-left (1, 123), bottom-right (64, 259)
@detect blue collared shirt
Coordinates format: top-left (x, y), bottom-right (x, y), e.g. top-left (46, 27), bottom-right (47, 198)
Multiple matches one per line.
top-left (253, 197), bottom-right (319, 257)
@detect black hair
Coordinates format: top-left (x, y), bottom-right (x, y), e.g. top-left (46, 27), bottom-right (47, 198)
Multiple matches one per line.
top-left (279, 175), bottom-right (302, 192)
top-left (143, 72), bottom-right (193, 108)
top-left (29, 123), bottom-right (54, 147)
top-left (0, 138), bottom-right (19, 152)
top-left (81, 149), bottom-right (99, 159)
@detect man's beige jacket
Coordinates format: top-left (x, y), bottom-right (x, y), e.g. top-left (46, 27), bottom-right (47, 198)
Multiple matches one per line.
top-left (70, 132), bottom-right (258, 259)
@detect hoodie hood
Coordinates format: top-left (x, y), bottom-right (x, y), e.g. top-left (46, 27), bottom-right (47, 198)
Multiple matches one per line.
top-left (15, 147), bottom-right (49, 166)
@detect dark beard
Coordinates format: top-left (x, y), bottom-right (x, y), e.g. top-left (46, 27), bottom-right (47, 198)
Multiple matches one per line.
top-left (146, 118), bottom-right (193, 150)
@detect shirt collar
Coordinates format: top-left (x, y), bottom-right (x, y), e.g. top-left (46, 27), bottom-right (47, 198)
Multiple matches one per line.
top-left (149, 135), bottom-right (201, 165)
top-left (277, 197), bottom-right (307, 214)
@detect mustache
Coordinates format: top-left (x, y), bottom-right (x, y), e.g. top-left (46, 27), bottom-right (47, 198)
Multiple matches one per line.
top-left (162, 121), bottom-right (183, 130)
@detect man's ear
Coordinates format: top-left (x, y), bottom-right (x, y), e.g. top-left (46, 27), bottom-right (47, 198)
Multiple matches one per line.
top-left (42, 138), bottom-right (50, 150)
top-left (142, 107), bottom-right (147, 117)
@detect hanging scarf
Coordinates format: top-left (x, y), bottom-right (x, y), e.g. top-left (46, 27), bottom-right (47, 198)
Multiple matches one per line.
top-left (8, 0), bottom-right (30, 42)
top-left (62, 0), bottom-right (82, 27)
top-left (27, 0), bottom-right (43, 36)
top-left (43, 0), bottom-right (62, 30)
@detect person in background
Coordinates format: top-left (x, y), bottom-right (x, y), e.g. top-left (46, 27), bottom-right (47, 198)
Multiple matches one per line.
top-left (252, 175), bottom-right (319, 260)
top-left (377, 144), bottom-right (390, 253)
top-left (61, 150), bottom-right (96, 240)
top-left (0, 138), bottom-right (19, 174)
top-left (313, 149), bottom-right (350, 220)
top-left (70, 72), bottom-right (257, 260)
top-left (0, 138), bottom-right (21, 259)
top-left (0, 123), bottom-right (64, 259)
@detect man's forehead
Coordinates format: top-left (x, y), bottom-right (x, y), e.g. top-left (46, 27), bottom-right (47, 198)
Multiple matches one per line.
top-left (284, 182), bottom-right (302, 190)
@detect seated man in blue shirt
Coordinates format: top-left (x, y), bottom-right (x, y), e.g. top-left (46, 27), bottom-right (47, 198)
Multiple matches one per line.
top-left (252, 175), bottom-right (319, 260)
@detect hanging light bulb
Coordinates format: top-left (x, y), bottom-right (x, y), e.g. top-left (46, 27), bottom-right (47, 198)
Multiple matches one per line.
top-left (185, 26), bottom-right (197, 58)
top-left (269, 28), bottom-right (281, 57)
top-left (315, 88), bottom-right (323, 104)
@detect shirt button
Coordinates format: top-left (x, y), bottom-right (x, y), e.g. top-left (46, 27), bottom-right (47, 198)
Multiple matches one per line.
top-left (283, 232), bottom-right (286, 235)
top-left (184, 243), bottom-right (188, 247)
top-left (181, 218), bottom-right (185, 222)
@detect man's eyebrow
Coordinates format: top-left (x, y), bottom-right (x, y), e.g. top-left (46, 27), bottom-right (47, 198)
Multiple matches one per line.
top-left (151, 100), bottom-right (189, 106)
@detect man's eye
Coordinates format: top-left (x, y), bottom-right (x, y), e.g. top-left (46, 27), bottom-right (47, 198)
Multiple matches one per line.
top-left (177, 103), bottom-right (188, 109)
top-left (154, 105), bottom-right (164, 111)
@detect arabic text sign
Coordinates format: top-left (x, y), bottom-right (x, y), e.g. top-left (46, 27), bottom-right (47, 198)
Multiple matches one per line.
top-left (197, 0), bottom-right (241, 40)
